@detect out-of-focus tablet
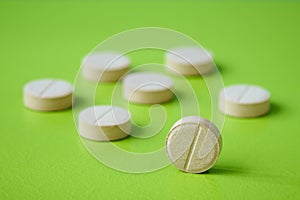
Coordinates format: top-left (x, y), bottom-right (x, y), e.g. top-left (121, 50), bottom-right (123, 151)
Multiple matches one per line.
top-left (165, 46), bottom-right (214, 76)
top-left (166, 116), bottom-right (222, 174)
top-left (23, 79), bottom-right (73, 111)
top-left (78, 106), bottom-right (131, 141)
top-left (82, 52), bottom-right (130, 82)
top-left (123, 72), bottom-right (174, 104)
top-left (219, 84), bottom-right (270, 118)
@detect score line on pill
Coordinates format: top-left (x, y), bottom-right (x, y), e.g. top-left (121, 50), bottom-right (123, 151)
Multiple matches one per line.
top-left (219, 84), bottom-right (270, 118)
top-left (166, 116), bottom-right (222, 174)
top-left (23, 79), bottom-right (73, 111)
top-left (78, 105), bottom-right (131, 141)
top-left (123, 72), bottom-right (174, 104)
top-left (82, 52), bottom-right (130, 82)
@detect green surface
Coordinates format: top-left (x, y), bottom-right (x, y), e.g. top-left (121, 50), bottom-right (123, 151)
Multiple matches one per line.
top-left (1, 0), bottom-right (300, 199)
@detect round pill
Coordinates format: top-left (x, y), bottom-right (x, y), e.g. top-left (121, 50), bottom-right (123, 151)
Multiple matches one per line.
top-left (219, 84), bottom-right (270, 118)
top-left (82, 52), bottom-right (130, 82)
top-left (166, 116), bottom-right (222, 174)
top-left (123, 72), bottom-right (174, 104)
top-left (78, 106), bottom-right (131, 141)
top-left (165, 46), bottom-right (214, 76)
top-left (23, 79), bottom-right (73, 111)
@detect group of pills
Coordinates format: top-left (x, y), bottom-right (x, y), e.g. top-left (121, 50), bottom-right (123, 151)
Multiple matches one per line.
top-left (23, 46), bottom-right (270, 174)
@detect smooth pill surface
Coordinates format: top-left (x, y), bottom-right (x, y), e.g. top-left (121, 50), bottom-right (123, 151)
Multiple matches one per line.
top-left (219, 84), bottom-right (270, 118)
top-left (123, 72), bottom-right (174, 104)
top-left (24, 79), bottom-right (73, 111)
top-left (78, 106), bottom-right (131, 141)
top-left (166, 116), bottom-right (222, 173)
top-left (165, 46), bottom-right (214, 76)
top-left (82, 52), bottom-right (130, 82)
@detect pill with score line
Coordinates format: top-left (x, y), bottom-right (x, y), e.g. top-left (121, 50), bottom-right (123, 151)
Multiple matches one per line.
top-left (219, 84), bottom-right (270, 118)
top-left (23, 78), bottom-right (73, 111)
top-left (78, 105), bottom-right (131, 141)
top-left (166, 116), bottom-right (222, 174)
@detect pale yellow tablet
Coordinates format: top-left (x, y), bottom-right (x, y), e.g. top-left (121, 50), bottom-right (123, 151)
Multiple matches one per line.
top-left (123, 72), bottom-right (174, 104)
top-left (166, 116), bottom-right (222, 173)
top-left (82, 52), bottom-right (130, 82)
top-left (165, 46), bottom-right (214, 76)
top-left (23, 79), bottom-right (73, 111)
top-left (219, 84), bottom-right (270, 118)
top-left (78, 106), bottom-right (131, 141)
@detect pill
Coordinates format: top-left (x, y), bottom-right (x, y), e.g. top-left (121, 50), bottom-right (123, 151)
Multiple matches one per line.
top-left (165, 46), bottom-right (214, 76)
top-left (78, 106), bottom-right (131, 141)
top-left (219, 84), bottom-right (270, 118)
top-left (123, 72), bottom-right (174, 104)
top-left (166, 116), bottom-right (222, 173)
top-left (82, 52), bottom-right (130, 82)
top-left (23, 79), bottom-right (73, 111)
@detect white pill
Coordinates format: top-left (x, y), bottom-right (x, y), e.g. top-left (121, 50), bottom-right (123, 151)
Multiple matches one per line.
top-left (82, 52), bottom-right (130, 82)
top-left (166, 116), bottom-right (222, 174)
top-left (78, 106), bottom-right (131, 141)
top-left (23, 79), bottom-right (73, 111)
top-left (219, 84), bottom-right (270, 118)
top-left (165, 46), bottom-right (214, 76)
top-left (123, 72), bottom-right (174, 104)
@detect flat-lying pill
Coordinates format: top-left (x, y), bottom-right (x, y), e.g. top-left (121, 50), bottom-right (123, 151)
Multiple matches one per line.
top-left (123, 72), bottom-right (174, 104)
top-left (165, 46), bottom-right (214, 76)
top-left (78, 106), bottom-right (131, 141)
top-left (219, 84), bottom-right (270, 118)
top-left (166, 116), bottom-right (222, 174)
top-left (82, 52), bottom-right (130, 82)
top-left (23, 79), bottom-right (73, 111)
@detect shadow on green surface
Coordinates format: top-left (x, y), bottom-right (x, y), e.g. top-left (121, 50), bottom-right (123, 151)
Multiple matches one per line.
top-left (207, 166), bottom-right (300, 187)
top-left (208, 166), bottom-right (247, 175)
top-left (214, 62), bottom-right (226, 75)
top-left (268, 102), bottom-right (281, 116)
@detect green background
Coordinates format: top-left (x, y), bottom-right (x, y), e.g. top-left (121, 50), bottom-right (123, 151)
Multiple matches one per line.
top-left (1, 0), bottom-right (300, 199)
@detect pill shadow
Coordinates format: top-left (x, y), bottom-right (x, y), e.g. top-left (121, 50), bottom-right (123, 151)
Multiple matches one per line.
top-left (205, 166), bottom-right (248, 176)
top-left (72, 96), bottom-right (88, 109)
top-left (214, 63), bottom-right (225, 74)
top-left (267, 102), bottom-right (281, 116)
top-left (206, 166), bottom-right (300, 187)
top-left (173, 166), bottom-right (248, 176)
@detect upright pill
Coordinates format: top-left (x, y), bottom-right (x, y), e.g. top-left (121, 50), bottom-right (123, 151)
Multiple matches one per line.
top-left (219, 84), bottom-right (270, 118)
top-left (123, 72), bottom-right (174, 104)
top-left (82, 52), bottom-right (130, 82)
top-left (165, 46), bottom-right (214, 76)
top-left (23, 79), bottom-right (73, 111)
top-left (166, 116), bottom-right (222, 173)
top-left (78, 106), bottom-right (131, 141)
